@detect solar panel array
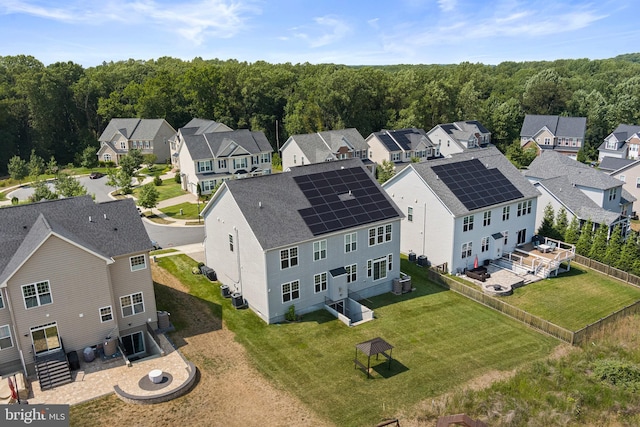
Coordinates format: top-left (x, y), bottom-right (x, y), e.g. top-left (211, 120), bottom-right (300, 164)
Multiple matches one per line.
top-left (294, 167), bottom-right (398, 236)
top-left (431, 158), bottom-right (524, 211)
top-left (377, 133), bottom-right (399, 152)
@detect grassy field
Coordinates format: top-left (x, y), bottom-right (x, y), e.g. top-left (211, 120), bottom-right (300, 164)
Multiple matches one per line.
top-left (497, 266), bottom-right (640, 330)
top-left (159, 201), bottom-right (202, 219)
top-left (157, 255), bottom-right (558, 426)
top-left (133, 179), bottom-right (186, 202)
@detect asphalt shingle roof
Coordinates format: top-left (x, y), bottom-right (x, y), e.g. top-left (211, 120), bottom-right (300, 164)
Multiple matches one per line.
top-left (0, 196), bottom-right (152, 285)
top-left (211, 159), bottom-right (402, 250)
top-left (286, 129), bottom-right (367, 164)
top-left (598, 157), bottom-right (637, 173)
top-left (98, 118), bottom-right (171, 141)
top-left (520, 115), bottom-right (586, 139)
top-left (371, 128), bottom-right (434, 152)
top-left (182, 129), bottom-right (272, 161)
top-left (181, 118), bottom-right (232, 134)
top-left (406, 146), bottom-right (539, 216)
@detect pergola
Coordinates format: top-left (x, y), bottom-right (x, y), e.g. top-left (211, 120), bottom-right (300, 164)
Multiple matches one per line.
top-left (354, 337), bottom-right (394, 378)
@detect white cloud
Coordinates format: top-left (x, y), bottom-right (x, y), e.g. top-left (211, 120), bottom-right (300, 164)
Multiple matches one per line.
top-left (437, 0), bottom-right (456, 12)
top-left (309, 16), bottom-right (351, 48)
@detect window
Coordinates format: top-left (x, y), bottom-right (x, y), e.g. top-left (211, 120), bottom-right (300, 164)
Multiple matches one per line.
top-left (517, 200), bottom-right (532, 217)
top-left (408, 206), bottom-right (413, 222)
top-left (313, 240), bottom-right (327, 261)
top-left (544, 137), bottom-right (550, 144)
top-left (229, 234), bottom-right (234, 252)
top-left (314, 273), bottom-right (327, 293)
top-left (122, 331), bottom-right (145, 356)
top-left (346, 264), bottom-right (357, 283)
top-left (517, 228), bottom-right (527, 245)
top-left (388, 254), bottom-right (393, 271)
top-left (391, 152), bottom-right (400, 162)
top-left (100, 306), bottom-right (113, 323)
top-left (22, 281), bottom-right (52, 309)
top-left (0, 291), bottom-right (3, 309)
top-left (293, 155), bottom-right (297, 164)
top-left (120, 292), bottom-right (144, 317)
top-left (345, 232), bottom-right (357, 253)
top-left (103, 153), bottom-right (111, 162)
top-left (368, 224), bottom-right (392, 246)
top-left (619, 175), bottom-right (626, 182)
top-left (282, 280), bottom-right (300, 303)
top-left (609, 187), bottom-right (618, 201)
top-left (481, 237), bottom-right (489, 252)
top-left (463, 215), bottom-right (474, 232)
top-left (120, 141), bottom-right (127, 149)
top-left (218, 159), bottom-right (227, 169)
top-left (197, 160), bottom-right (213, 173)
top-left (145, 141), bottom-right (150, 149)
top-left (0, 325), bottom-right (13, 350)
top-left (502, 206), bottom-right (510, 221)
top-left (461, 242), bottom-right (472, 259)
top-left (130, 255), bottom-right (147, 271)
top-left (483, 211), bottom-right (491, 227)
top-left (367, 257), bottom-right (388, 281)
top-left (503, 230), bottom-right (508, 245)
top-left (201, 180), bottom-right (216, 192)
top-left (637, 178), bottom-right (640, 189)
top-left (280, 247), bottom-right (298, 269)
top-left (233, 158), bottom-right (248, 169)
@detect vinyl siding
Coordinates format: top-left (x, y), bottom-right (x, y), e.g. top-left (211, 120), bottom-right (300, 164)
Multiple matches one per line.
top-left (109, 253), bottom-right (157, 331)
top-left (281, 140), bottom-right (307, 170)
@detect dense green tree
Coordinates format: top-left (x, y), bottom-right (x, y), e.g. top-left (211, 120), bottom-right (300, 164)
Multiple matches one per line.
top-left (45, 156), bottom-right (58, 175)
top-left (137, 183), bottom-right (159, 210)
top-left (29, 179), bottom-right (56, 202)
top-left (555, 208), bottom-right (569, 239)
top-left (575, 219), bottom-right (594, 256)
top-left (79, 146), bottom-right (98, 169)
top-left (119, 149), bottom-right (143, 178)
top-left (537, 203), bottom-right (559, 239)
top-left (377, 160), bottom-right (395, 184)
top-left (522, 68), bottom-right (570, 115)
top-left (28, 149), bottom-right (45, 178)
top-left (617, 231), bottom-right (640, 271)
top-left (7, 155), bottom-right (28, 182)
top-left (564, 216), bottom-right (580, 244)
top-left (54, 173), bottom-right (87, 197)
top-left (604, 224), bottom-right (623, 266)
top-left (588, 223), bottom-right (609, 262)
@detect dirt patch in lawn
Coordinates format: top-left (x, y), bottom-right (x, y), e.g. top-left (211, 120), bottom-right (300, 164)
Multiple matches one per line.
top-left (71, 264), bottom-right (331, 427)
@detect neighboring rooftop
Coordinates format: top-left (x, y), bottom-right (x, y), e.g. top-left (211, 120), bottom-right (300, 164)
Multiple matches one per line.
top-left (181, 129), bottom-right (272, 161)
top-left (99, 118), bottom-right (172, 141)
top-left (598, 157), bottom-right (637, 173)
top-left (372, 128), bottom-right (434, 152)
top-left (180, 118), bottom-right (232, 135)
top-left (520, 115), bottom-right (586, 139)
top-left (284, 128), bottom-right (369, 164)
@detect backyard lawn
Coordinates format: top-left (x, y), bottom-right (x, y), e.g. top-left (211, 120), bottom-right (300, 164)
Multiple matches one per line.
top-left (497, 265), bottom-right (640, 330)
top-left (157, 255), bottom-right (558, 426)
top-left (133, 179), bottom-right (186, 202)
top-left (160, 201), bottom-right (202, 219)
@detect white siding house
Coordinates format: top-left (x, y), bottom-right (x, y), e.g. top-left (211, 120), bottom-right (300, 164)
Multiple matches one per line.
top-left (427, 121), bottom-right (492, 157)
top-left (201, 159), bottom-right (403, 324)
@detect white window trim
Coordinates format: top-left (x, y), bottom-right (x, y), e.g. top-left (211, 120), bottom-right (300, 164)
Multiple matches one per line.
top-left (120, 292), bottom-right (144, 317)
top-left (313, 240), bottom-right (327, 261)
top-left (22, 281), bottom-right (52, 309)
top-left (0, 290), bottom-right (4, 309)
top-left (280, 247), bottom-right (299, 270)
top-left (368, 223), bottom-right (393, 246)
top-left (100, 306), bottom-right (113, 323)
top-left (345, 232), bottom-right (357, 253)
top-left (0, 325), bottom-right (13, 350)
top-left (346, 264), bottom-right (357, 283)
top-left (130, 254), bottom-right (147, 272)
top-left (314, 272), bottom-right (328, 294)
top-left (367, 256), bottom-right (389, 281)
top-left (281, 280), bottom-right (300, 303)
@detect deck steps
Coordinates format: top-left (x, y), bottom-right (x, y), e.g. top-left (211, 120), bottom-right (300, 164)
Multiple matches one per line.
top-left (36, 356), bottom-right (72, 391)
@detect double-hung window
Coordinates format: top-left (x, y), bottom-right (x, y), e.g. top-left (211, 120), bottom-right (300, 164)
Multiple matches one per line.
top-left (0, 325), bottom-right (13, 350)
top-left (314, 273), bottom-right (327, 293)
top-left (369, 224), bottom-right (393, 246)
top-left (0, 291), bottom-right (4, 309)
top-left (313, 240), bottom-right (327, 261)
top-left (461, 242), bottom-right (472, 259)
top-left (197, 160), bottom-right (213, 173)
top-left (280, 247), bottom-right (298, 269)
top-left (463, 215), bottom-right (474, 232)
top-left (120, 292), bottom-right (144, 317)
top-left (483, 211), bottom-right (491, 227)
top-left (346, 264), bottom-right (357, 283)
top-left (481, 237), bottom-right (489, 252)
top-left (22, 281), bottom-right (52, 309)
top-left (229, 234), bottom-right (234, 252)
top-left (100, 306), bottom-right (113, 322)
top-left (130, 255), bottom-right (147, 271)
top-left (407, 206), bottom-right (413, 222)
top-left (282, 281), bottom-right (300, 303)
top-left (609, 188), bottom-right (618, 201)
top-left (502, 206), bottom-right (510, 221)
top-left (345, 232), bottom-right (357, 253)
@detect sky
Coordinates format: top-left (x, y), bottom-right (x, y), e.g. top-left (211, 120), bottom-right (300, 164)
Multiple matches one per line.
top-left (0, 0), bottom-right (638, 68)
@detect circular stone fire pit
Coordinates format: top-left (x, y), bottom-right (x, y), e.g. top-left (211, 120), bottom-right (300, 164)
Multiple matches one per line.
top-left (481, 283), bottom-right (513, 296)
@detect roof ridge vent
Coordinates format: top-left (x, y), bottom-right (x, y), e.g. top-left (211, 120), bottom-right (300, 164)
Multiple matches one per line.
top-left (89, 216), bottom-right (92, 222)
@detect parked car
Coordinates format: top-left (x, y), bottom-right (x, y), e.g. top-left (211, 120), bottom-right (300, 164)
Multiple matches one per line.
top-left (151, 240), bottom-right (161, 250)
top-left (89, 172), bottom-right (104, 179)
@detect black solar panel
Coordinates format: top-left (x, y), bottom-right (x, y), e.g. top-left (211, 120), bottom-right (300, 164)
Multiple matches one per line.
top-left (432, 159), bottom-right (523, 211)
top-left (377, 133), bottom-right (399, 152)
top-left (294, 167), bottom-right (398, 236)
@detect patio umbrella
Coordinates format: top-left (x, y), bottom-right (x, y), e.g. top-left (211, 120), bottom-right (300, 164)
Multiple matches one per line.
top-left (8, 377), bottom-right (17, 401)
top-left (473, 255), bottom-right (479, 269)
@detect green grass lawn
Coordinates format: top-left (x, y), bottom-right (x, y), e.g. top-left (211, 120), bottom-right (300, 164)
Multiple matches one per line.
top-left (138, 164), bottom-right (171, 177)
top-left (159, 201), bottom-right (202, 219)
top-left (157, 255), bottom-right (558, 427)
top-left (133, 179), bottom-right (186, 202)
top-left (497, 265), bottom-right (640, 330)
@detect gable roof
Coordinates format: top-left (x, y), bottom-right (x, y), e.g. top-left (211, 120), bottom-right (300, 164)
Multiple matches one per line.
top-left (180, 118), bottom-right (233, 134)
top-left (0, 196), bottom-right (152, 285)
top-left (203, 159), bottom-right (402, 250)
top-left (525, 150), bottom-right (623, 191)
top-left (598, 157), bottom-right (637, 173)
top-left (181, 129), bottom-right (272, 161)
top-left (520, 115), bottom-right (586, 139)
top-left (390, 146), bottom-right (538, 216)
top-left (98, 118), bottom-right (174, 142)
top-left (283, 128), bottom-right (367, 164)
top-left (610, 124), bottom-right (640, 140)
top-left (370, 128), bottom-right (434, 152)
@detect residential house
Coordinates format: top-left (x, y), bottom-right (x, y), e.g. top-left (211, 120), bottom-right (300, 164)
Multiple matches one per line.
top-left (524, 151), bottom-right (634, 235)
top-left (597, 124), bottom-right (640, 162)
top-left (175, 128), bottom-right (273, 196)
top-left (0, 196), bottom-right (158, 380)
top-left (600, 157), bottom-right (640, 217)
top-left (97, 118), bottom-right (176, 165)
top-left (366, 128), bottom-right (439, 170)
top-left (169, 118), bottom-right (233, 168)
top-left (201, 159), bottom-right (403, 324)
top-left (382, 147), bottom-right (539, 275)
top-left (427, 120), bottom-right (492, 157)
top-left (280, 128), bottom-right (375, 173)
top-left (520, 115), bottom-right (586, 159)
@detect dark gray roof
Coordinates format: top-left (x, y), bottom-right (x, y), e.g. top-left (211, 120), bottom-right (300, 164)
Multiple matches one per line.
top-left (404, 146), bottom-right (538, 216)
top-left (525, 150), bottom-right (623, 190)
top-left (371, 128), bottom-right (434, 152)
top-left (598, 157), bottom-right (637, 173)
top-left (597, 140), bottom-right (627, 155)
top-left (181, 129), bottom-right (272, 161)
top-left (285, 129), bottom-right (367, 164)
top-left (611, 124), bottom-right (640, 139)
top-left (207, 159), bottom-right (402, 250)
top-left (98, 118), bottom-right (173, 141)
top-left (0, 196), bottom-right (152, 285)
top-left (520, 115), bottom-right (586, 139)
top-left (356, 337), bottom-right (393, 356)
top-left (534, 176), bottom-right (620, 226)
top-left (180, 118), bottom-right (232, 134)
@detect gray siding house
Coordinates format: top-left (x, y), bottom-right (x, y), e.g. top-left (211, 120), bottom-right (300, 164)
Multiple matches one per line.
top-left (0, 196), bottom-right (157, 378)
top-left (427, 121), bottom-right (492, 157)
top-left (97, 118), bottom-right (176, 165)
top-left (383, 147), bottom-right (539, 274)
top-left (201, 159), bottom-right (403, 324)
top-left (520, 115), bottom-right (586, 158)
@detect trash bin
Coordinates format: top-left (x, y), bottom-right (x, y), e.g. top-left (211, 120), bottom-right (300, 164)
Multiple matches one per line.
top-left (83, 347), bottom-right (95, 362)
top-left (67, 351), bottom-right (80, 371)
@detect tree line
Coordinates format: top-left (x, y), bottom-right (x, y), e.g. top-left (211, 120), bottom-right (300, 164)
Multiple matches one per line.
top-left (2, 53), bottom-right (640, 175)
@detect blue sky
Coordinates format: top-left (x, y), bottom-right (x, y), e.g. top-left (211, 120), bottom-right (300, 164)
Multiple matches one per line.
top-left (0, 0), bottom-right (638, 67)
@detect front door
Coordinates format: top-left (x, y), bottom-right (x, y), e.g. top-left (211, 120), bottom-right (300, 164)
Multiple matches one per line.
top-left (31, 323), bottom-right (61, 354)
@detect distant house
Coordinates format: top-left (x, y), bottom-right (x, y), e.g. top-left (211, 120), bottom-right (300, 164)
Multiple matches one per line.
top-left (174, 126), bottom-right (273, 196)
top-left (427, 121), bottom-right (492, 157)
top-left (524, 151), bottom-right (634, 235)
top-left (169, 118), bottom-right (233, 168)
top-left (600, 157), bottom-right (640, 217)
top-left (201, 159), bottom-right (403, 324)
top-left (597, 124), bottom-right (640, 162)
top-left (520, 115), bottom-right (586, 159)
top-left (97, 118), bottom-right (176, 165)
top-left (0, 196), bottom-right (158, 380)
top-left (382, 147), bottom-right (539, 274)
top-left (366, 128), bottom-right (439, 170)
top-left (280, 128), bottom-right (374, 173)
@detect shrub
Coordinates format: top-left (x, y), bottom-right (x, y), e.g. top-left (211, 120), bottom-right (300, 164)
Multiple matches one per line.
top-left (593, 359), bottom-right (640, 391)
top-left (285, 305), bottom-right (296, 321)
top-left (11, 196), bottom-right (19, 205)
top-left (153, 175), bottom-right (162, 186)
top-left (174, 172), bottom-right (181, 184)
